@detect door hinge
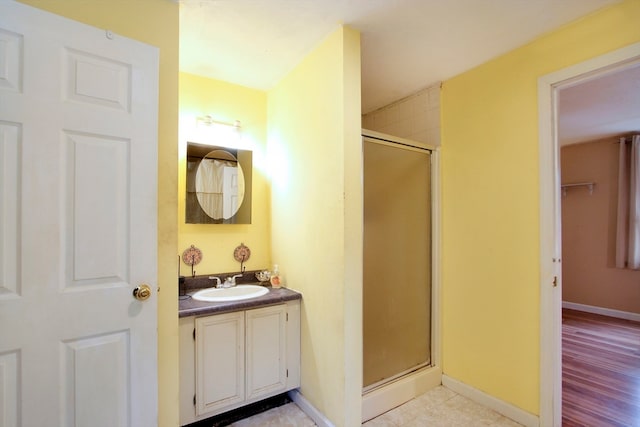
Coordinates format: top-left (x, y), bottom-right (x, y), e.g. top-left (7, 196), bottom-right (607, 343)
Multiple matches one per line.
top-left (553, 276), bottom-right (558, 287)
top-left (286, 369), bottom-right (289, 378)
top-left (193, 328), bottom-right (196, 340)
top-left (286, 312), bottom-right (288, 321)
top-left (193, 394), bottom-right (196, 406)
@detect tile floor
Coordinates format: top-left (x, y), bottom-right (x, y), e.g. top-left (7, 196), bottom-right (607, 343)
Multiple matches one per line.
top-left (228, 386), bottom-right (524, 427)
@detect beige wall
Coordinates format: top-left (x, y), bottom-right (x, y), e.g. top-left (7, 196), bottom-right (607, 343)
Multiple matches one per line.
top-left (178, 73), bottom-right (270, 275)
top-left (268, 26), bottom-right (363, 427)
top-left (441, 0), bottom-right (640, 415)
top-left (17, 1), bottom-right (180, 425)
top-left (561, 138), bottom-right (640, 314)
top-left (362, 84), bottom-right (441, 145)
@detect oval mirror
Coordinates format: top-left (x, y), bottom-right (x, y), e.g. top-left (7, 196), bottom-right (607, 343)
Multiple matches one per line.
top-left (185, 142), bottom-right (252, 224)
top-left (195, 149), bottom-right (245, 220)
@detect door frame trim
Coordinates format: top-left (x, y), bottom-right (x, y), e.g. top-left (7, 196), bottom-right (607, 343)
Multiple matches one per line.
top-left (537, 41), bottom-right (640, 427)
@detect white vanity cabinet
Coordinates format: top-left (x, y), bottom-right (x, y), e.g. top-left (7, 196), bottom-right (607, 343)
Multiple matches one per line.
top-left (180, 300), bottom-right (300, 426)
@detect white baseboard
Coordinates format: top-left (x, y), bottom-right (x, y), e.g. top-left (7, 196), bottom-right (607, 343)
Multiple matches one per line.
top-left (288, 389), bottom-right (334, 427)
top-left (441, 375), bottom-right (539, 427)
top-left (563, 301), bottom-right (640, 322)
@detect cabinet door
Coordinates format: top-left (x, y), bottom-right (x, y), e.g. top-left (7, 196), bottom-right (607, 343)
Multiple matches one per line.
top-left (245, 305), bottom-right (287, 401)
top-left (195, 311), bottom-right (245, 416)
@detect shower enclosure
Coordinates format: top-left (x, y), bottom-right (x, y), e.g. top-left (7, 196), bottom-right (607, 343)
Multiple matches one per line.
top-left (362, 132), bottom-right (433, 394)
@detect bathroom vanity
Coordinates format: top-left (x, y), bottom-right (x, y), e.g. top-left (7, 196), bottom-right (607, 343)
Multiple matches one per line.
top-left (179, 287), bottom-right (301, 426)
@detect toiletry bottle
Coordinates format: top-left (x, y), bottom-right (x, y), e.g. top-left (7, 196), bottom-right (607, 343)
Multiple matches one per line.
top-left (270, 264), bottom-right (281, 288)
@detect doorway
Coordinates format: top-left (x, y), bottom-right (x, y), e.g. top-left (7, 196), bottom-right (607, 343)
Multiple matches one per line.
top-left (538, 42), bottom-right (640, 426)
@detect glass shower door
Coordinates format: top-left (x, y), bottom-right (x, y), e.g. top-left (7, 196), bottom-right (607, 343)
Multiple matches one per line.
top-left (363, 137), bottom-right (432, 389)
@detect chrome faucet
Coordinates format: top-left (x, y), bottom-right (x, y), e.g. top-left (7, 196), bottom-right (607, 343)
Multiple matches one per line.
top-left (222, 274), bottom-right (243, 288)
top-left (209, 276), bottom-right (222, 288)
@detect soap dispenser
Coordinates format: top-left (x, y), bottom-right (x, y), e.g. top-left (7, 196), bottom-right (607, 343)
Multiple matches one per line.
top-left (270, 264), bottom-right (282, 288)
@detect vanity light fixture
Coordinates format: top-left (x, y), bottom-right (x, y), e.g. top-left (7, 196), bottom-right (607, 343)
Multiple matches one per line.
top-left (195, 115), bottom-right (242, 147)
top-left (196, 115), bottom-right (241, 129)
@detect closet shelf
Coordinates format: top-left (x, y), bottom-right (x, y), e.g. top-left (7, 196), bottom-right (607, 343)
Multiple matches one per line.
top-left (561, 182), bottom-right (595, 197)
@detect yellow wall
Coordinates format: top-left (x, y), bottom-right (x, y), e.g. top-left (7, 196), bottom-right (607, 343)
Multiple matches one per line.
top-left (178, 73), bottom-right (270, 275)
top-left (268, 26), bottom-right (362, 427)
top-left (18, 1), bottom-right (180, 425)
top-left (441, 0), bottom-right (640, 415)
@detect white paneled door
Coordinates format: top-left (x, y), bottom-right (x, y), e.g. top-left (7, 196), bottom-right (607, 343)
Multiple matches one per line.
top-left (0, 3), bottom-right (158, 426)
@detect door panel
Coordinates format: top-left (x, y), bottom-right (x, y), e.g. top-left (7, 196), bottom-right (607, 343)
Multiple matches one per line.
top-left (246, 305), bottom-right (287, 400)
top-left (196, 312), bottom-right (246, 415)
top-left (0, 350), bottom-right (19, 427)
top-left (0, 122), bottom-right (20, 297)
top-left (65, 48), bottom-right (131, 111)
top-left (363, 138), bottom-right (432, 388)
top-left (0, 28), bottom-right (22, 92)
top-left (61, 331), bottom-right (130, 427)
top-left (0, 3), bottom-right (158, 426)
top-left (65, 131), bottom-right (129, 287)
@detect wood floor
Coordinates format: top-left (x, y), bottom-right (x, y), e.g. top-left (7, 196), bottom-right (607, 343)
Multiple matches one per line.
top-left (562, 309), bottom-right (640, 427)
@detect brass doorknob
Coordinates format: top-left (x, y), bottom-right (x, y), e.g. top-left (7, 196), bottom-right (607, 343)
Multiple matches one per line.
top-left (133, 284), bottom-right (152, 301)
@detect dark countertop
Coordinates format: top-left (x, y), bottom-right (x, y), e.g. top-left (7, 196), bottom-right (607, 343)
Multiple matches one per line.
top-left (178, 285), bottom-right (302, 318)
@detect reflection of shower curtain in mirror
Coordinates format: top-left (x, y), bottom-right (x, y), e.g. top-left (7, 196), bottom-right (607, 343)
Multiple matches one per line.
top-left (196, 159), bottom-right (232, 218)
top-left (363, 137), bottom-right (432, 388)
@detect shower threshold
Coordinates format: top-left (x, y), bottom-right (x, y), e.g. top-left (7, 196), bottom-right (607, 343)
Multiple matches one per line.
top-left (362, 364), bottom-right (442, 423)
top-left (363, 361), bottom-right (432, 394)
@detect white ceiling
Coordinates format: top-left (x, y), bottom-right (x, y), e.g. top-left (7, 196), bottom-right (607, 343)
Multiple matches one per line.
top-left (180, 0), bottom-right (622, 114)
top-left (559, 63), bottom-right (640, 146)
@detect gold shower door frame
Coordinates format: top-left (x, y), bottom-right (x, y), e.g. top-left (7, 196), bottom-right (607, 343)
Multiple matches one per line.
top-left (363, 136), bottom-right (432, 390)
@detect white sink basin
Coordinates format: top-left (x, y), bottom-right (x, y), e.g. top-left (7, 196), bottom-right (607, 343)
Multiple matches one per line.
top-left (192, 285), bottom-right (269, 302)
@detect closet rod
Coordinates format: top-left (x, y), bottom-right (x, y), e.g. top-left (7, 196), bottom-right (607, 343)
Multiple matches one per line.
top-left (561, 182), bottom-right (595, 196)
top-left (616, 135), bottom-right (638, 143)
